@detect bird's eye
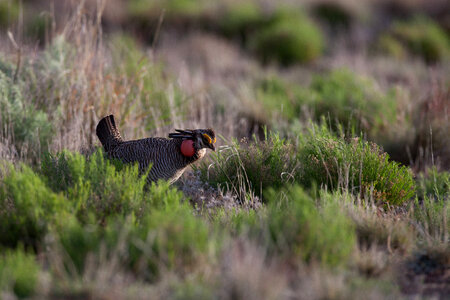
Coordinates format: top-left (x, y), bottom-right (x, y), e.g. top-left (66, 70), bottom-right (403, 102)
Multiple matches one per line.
top-left (202, 133), bottom-right (212, 144)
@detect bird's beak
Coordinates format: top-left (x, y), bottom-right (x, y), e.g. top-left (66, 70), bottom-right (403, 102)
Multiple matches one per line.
top-left (209, 143), bottom-right (215, 151)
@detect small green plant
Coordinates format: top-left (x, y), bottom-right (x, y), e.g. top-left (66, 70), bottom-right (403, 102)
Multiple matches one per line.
top-left (380, 16), bottom-right (450, 63)
top-left (249, 10), bottom-right (324, 65)
top-left (0, 248), bottom-right (40, 298)
top-left (297, 124), bottom-right (416, 205)
top-left (266, 185), bottom-right (356, 266)
top-left (41, 150), bottom-right (150, 222)
top-left (0, 163), bottom-right (69, 248)
top-left (413, 195), bottom-right (449, 242)
top-left (416, 167), bottom-right (450, 198)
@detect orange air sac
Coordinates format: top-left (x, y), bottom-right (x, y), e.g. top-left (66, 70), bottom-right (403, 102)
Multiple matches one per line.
top-left (181, 139), bottom-right (195, 157)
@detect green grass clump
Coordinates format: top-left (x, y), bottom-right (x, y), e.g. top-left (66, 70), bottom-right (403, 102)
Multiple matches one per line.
top-left (249, 11), bottom-right (324, 65)
top-left (266, 186), bottom-right (356, 266)
top-left (0, 248), bottom-right (40, 298)
top-left (307, 69), bottom-right (397, 137)
top-left (413, 195), bottom-right (449, 241)
top-left (57, 185), bottom-right (213, 280)
top-left (229, 185), bottom-right (356, 266)
top-left (198, 132), bottom-right (298, 201)
top-left (0, 164), bottom-right (69, 249)
top-left (380, 16), bottom-right (450, 63)
top-left (416, 167), bottom-right (450, 198)
top-left (298, 125), bottom-right (416, 205)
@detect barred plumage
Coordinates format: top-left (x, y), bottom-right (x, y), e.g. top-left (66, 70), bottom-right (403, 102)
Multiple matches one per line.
top-left (96, 115), bottom-right (215, 184)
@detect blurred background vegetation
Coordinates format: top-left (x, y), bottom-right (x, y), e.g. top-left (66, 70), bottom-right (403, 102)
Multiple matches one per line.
top-left (0, 0), bottom-right (448, 299)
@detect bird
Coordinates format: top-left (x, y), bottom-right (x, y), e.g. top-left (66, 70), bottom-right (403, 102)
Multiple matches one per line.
top-left (96, 114), bottom-right (216, 184)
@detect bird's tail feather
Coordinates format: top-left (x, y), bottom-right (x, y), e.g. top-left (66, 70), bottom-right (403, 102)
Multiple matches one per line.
top-left (96, 115), bottom-right (123, 152)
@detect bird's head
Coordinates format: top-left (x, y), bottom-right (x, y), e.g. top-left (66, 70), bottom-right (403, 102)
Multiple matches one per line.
top-left (168, 128), bottom-right (216, 151)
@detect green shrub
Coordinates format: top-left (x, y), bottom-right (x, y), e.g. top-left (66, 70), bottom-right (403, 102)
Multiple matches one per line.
top-left (57, 188), bottom-right (213, 280)
top-left (380, 16), bottom-right (450, 63)
top-left (41, 150), bottom-right (149, 222)
top-left (0, 164), bottom-right (69, 248)
top-left (198, 133), bottom-right (298, 201)
top-left (249, 11), bottom-right (324, 65)
top-left (297, 125), bottom-right (415, 205)
top-left (0, 248), bottom-right (40, 298)
top-left (413, 195), bottom-right (449, 241)
top-left (307, 69), bottom-right (397, 137)
top-left (266, 185), bottom-right (355, 266)
top-left (416, 167), bottom-right (450, 198)
top-left (129, 205), bottom-right (212, 280)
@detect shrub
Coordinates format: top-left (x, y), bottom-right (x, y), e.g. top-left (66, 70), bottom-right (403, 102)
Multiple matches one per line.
top-left (265, 185), bottom-right (356, 266)
top-left (416, 167), bottom-right (450, 198)
top-left (57, 188), bottom-right (213, 280)
top-left (0, 248), bottom-right (40, 298)
top-left (380, 16), bottom-right (450, 63)
top-left (129, 204), bottom-right (212, 280)
top-left (297, 125), bottom-right (416, 205)
top-left (0, 163), bottom-right (69, 248)
top-left (307, 69), bottom-right (397, 137)
top-left (413, 195), bottom-right (449, 242)
top-left (249, 10), bottom-right (324, 65)
top-left (41, 150), bottom-right (150, 222)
